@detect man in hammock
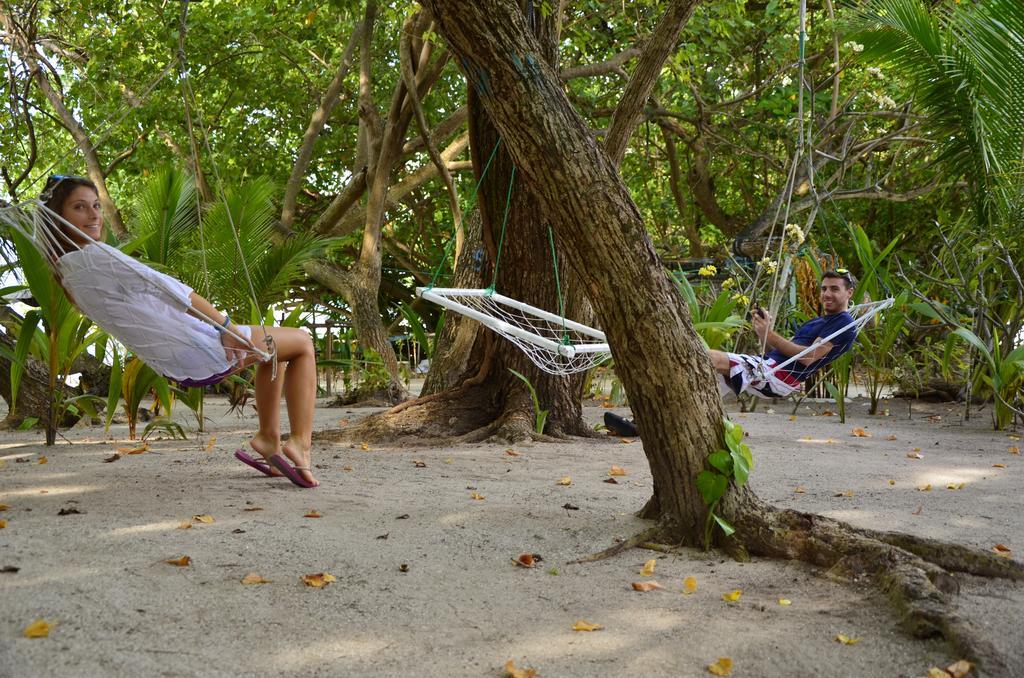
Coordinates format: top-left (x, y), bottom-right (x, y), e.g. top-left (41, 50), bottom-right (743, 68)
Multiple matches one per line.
top-left (605, 270), bottom-right (857, 437)
top-left (39, 175), bottom-right (319, 488)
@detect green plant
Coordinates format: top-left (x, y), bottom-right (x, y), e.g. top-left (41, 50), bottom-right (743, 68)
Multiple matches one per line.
top-left (9, 229), bottom-right (106, 443)
top-left (857, 292), bottom-right (910, 414)
top-left (695, 418), bottom-right (753, 550)
top-left (121, 357), bottom-right (172, 440)
top-left (142, 418), bottom-right (188, 441)
top-left (821, 351), bottom-right (853, 423)
top-left (677, 276), bottom-right (745, 349)
top-left (507, 368), bottom-right (549, 434)
top-left (952, 327), bottom-right (1024, 430)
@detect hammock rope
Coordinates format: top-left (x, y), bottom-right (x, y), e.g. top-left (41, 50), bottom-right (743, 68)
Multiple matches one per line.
top-left (418, 139), bottom-right (609, 376)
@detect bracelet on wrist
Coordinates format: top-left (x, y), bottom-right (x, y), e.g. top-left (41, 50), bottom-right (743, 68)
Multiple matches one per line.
top-left (219, 314), bottom-right (230, 333)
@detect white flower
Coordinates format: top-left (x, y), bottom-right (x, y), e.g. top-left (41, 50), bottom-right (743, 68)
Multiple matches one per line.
top-left (759, 258), bottom-right (779, 274)
top-left (878, 94), bottom-right (897, 108)
top-left (785, 223), bottom-right (805, 245)
top-left (843, 41), bottom-right (864, 53)
top-left (781, 75), bottom-right (792, 87)
top-left (867, 67), bottom-right (883, 78)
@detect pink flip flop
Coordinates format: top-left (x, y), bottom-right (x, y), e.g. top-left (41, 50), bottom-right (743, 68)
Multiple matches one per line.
top-left (268, 454), bottom-right (317, 489)
top-left (234, 449), bottom-right (275, 478)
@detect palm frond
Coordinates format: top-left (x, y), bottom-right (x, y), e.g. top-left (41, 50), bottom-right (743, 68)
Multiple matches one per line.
top-left (130, 167), bottom-right (199, 267)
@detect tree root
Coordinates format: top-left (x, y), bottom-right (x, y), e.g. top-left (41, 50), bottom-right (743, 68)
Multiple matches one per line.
top-left (567, 525), bottom-right (665, 564)
top-left (727, 502), bottom-right (1020, 676)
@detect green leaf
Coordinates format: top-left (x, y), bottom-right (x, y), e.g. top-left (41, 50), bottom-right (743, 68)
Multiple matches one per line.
top-left (713, 514), bottom-right (736, 537)
top-left (707, 449), bottom-right (732, 475)
top-left (17, 416), bottom-right (39, 431)
top-left (730, 447), bottom-right (751, 486)
top-left (696, 470), bottom-right (727, 506)
top-left (11, 310), bottom-right (41, 413)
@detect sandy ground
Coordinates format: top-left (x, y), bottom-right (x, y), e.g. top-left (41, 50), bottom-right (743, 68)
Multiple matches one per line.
top-left (0, 394), bottom-right (1022, 678)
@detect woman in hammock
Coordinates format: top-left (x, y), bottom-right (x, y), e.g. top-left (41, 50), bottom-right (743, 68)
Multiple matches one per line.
top-left (42, 175), bottom-right (318, 488)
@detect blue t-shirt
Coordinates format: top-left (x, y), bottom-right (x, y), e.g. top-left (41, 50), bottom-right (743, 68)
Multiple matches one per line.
top-left (765, 311), bottom-right (856, 381)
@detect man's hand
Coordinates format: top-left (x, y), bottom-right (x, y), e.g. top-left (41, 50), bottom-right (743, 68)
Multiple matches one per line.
top-left (220, 327), bottom-right (249, 369)
top-left (751, 308), bottom-right (772, 342)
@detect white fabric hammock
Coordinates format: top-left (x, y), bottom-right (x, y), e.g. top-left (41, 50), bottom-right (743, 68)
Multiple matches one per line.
top-left (0, 199), bottom-right (273, 376)
top-left (762, 297), bottom-right (895, 378)
top-left (417, 287), bottom-right (610, 375)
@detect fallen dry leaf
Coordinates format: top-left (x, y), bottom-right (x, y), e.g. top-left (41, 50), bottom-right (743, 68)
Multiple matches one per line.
top-left (505, 449), bottom-right (520, 457)
top-left (632, 580), bottom-right (663, 592)
top-left (342, 465), bottom-right (354, 471)
top-left (1009, 446), bottom-right (1021, 455)
top-left (928, 415), bottom-right (942, 422)
top-left (619, 437), bottom-right (635, 444)
top-left (917, 484), bottom-right (932, 492)
top-left (38, 456), bottom-right (47, 465)
top-left (907, 452), bottom-right (923, 459)
top-left (203, 436), bottom-right (216, 451)
top-left (822, 410), bottom-right (835, 416)
top-left (360, 442), bottom-right (369, 451)
top-left (0, 519), bottom-right (7, 529)
top-left (788, 415), bottom-right (797, 422)
top-left (241, 573), bottom-right (271, 585)
top-left (888, 479), bottom-right (896, 486)
top-left (556, 476), bottom-right (572, 486)
top-left (683, 576), bottom-right (697, 594)
top-left (608, 465), bottom-right (627, 476)
top-left (300, 572), bottom-right (336, 588)
top-left (925, 669), bottom-right (948, 678)
top-left (514, 554), bottom-right (536, 568)
top-left (885, 435), bottom-right (897, 441)
top-left (851, 427), bottom-right (870, 437)
top-left (0, 504), bottom-right (8, 511)
top-left (778, 598), bottom-right (792, 606)
top-left (794, 486), bottom-right (806, 494)
top-left (912, 505), bottom-right (923, 515)
top-left (412, 459), bottom-right (427, 468)
top-left (177, 522), bottom-right (192, 529)
top-left (243, 507), bottom-right (264, 512)
top-left (444, 457), bottom-right (453, 464)
top-left (571, 620), bottom-right (603, 632)
top-left (946, 659), bottom-right (974, 678)
top-left (721, 589), bottom-right (742, 602)
top-left (993, 463), bottom-right (1006, 468)
top-left (117, 444), bottom-right (148, 455)
top-left (23, 620), bottom-right (52, 639)
top-left (641, 559), bottom-right (657, 577)
top-left (992, 544), bottom-right (1012, 558)
top-left (834, 490), bottom-right (855, 497)
top-left (193, 514), bottom-right (214, 524)
top-left (707, 657), bottom-right (733, 676)
top-left (304, 510), bottom-right (322, 518)
top-left (165, 556), bottom-right (191, 566)
top-left (946, 482), bottom-right (966, 490)
top-left (603, 478), bottom-right (619, 485)
top-left (835, 633), bottom-right (860, 645)
top-left (470, 492), bottom-right (485, 500)
top-left (504, 659), bottom-right (538, 678)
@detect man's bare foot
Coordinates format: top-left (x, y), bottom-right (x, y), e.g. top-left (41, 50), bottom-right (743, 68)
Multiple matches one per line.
top-left (249, 432), bottom-right (283, 477)
top-left (282, 439), bottom-right (318, 487)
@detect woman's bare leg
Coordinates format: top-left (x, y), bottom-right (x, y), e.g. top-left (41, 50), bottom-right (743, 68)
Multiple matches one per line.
top-left (245, 326), bottom-right (318, 486)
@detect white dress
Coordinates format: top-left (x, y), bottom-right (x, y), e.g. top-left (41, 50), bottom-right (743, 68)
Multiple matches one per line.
top-left (58, 242), bottom-right (234, 382)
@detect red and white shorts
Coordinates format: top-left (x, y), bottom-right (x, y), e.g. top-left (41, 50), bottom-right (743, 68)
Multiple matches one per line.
top-left (717, 353), bottom-right (803, 399)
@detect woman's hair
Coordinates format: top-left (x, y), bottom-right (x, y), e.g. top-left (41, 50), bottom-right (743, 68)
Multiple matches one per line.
top-left (38, 174), bottom-right (100, 255)
top-left (40, 174), bottom-right (98, 215)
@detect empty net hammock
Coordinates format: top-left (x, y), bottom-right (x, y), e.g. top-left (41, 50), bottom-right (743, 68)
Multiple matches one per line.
top-left (417, 287), bottom-right (610, 376)
top-left (0, 198), bottom-right (273, 384)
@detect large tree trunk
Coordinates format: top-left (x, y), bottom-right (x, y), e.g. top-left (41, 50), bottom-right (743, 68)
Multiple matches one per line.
top-left (0, 331), bottom-right (55, 430)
